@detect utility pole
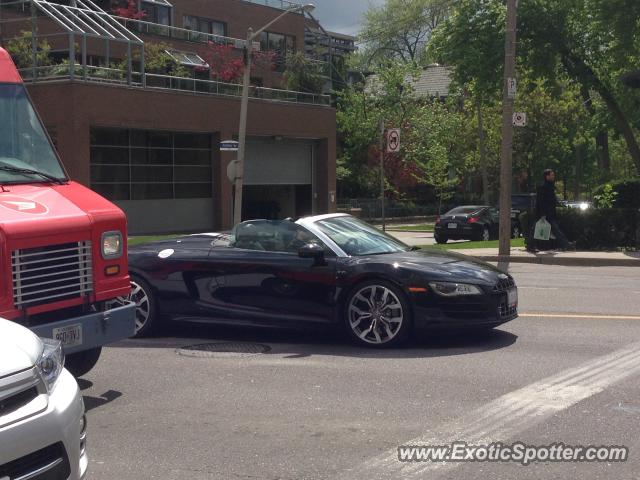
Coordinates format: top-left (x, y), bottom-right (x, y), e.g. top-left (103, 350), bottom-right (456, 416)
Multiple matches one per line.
top-left (379, 119), bottom-right (386, 231)
top-left (498, 0), bottom-right (518, 258)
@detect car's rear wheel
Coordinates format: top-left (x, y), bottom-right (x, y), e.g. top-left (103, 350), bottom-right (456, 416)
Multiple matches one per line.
top-left (480, 226), bottom-right (490, 242)
top-left (435, 234), bottom-right (448, 244)
top-left (344, 280), bottom-right (412, 348)
top-left (111, 276), bottom-right (158, 337)
top-left (511, 224), bottom-right (521, 239)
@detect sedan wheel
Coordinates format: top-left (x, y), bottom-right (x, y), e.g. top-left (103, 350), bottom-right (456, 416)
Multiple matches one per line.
top-left (345, 281), bottom-right (411, 347)
top-left (111, 276), bottom-right (157, 337)
top-left (482, 227), bottom-right (490, 242)
top-left (512, 225), bottom-right (521, 239)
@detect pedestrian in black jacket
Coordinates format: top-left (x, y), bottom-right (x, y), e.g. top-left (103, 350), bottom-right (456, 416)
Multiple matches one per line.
top-left (527, 169), bottom-right (572, 251)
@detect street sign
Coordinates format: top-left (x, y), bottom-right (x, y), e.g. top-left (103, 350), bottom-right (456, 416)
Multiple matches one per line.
top-left (220, 140), bottom-right (239, 152)
top-left (386, 129), bottom-right (401, 153)
top-left (507, 77), bottom-right (517, 99)
top-left (226, 159), bottom-right (239, 182)
top-left (513, 112), bottom-right (527, 127)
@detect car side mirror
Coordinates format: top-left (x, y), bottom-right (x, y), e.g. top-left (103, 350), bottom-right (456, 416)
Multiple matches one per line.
top-left (298, 243), bottom-right (325, 265)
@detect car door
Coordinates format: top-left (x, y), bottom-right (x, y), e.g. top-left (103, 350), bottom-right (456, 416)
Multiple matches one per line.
top-left (197, 221), bottom-right (338, 327)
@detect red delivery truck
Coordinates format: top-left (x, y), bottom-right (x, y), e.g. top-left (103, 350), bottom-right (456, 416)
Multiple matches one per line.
top-left (0, 47), bottom-right (135, 376)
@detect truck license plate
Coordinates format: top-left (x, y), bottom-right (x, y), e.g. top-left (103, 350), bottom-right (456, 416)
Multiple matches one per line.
top-left (52, 324), bottom-right (83, 348)
top-left (507, 288), bottom-right (518, 307)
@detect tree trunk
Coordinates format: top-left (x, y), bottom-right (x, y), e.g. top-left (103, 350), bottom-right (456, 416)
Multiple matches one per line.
top-left (476, 96), bottom-right (490, 204)
top-left (579, 86), bottom-right (611, 174)
top-left (565, 53), bottom-right (640, 175)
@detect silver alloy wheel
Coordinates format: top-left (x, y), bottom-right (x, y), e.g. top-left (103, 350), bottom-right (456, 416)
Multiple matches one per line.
top-left (348, 285), bottom-right (404, 345)
top-left (482, 227), bottom-right (490, 241)
top-left (113, 280), bottom-right (150, 334)
top-left (512, 225), bottom-right (521, 238)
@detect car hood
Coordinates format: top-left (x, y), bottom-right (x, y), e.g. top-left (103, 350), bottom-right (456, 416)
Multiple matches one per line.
top-left (358, 249), bottom-right (505, 285)
top-left (0, 318), bottom-right (42, 377)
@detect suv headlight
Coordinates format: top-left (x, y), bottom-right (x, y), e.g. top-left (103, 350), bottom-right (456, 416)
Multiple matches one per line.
top-left (38, 338), bottom-right (65, 392)
top-left (429, 282), bottom-right (482, 297)
top-left (102, 231), bottom-right (123, 259)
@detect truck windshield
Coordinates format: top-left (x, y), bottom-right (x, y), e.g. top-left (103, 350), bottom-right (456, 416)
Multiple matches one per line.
top-left (0, 83), bottom-right (66, 183)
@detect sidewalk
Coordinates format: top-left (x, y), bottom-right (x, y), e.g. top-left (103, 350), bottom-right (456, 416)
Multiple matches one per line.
top-left (453, 247), bottom-right (640, 267)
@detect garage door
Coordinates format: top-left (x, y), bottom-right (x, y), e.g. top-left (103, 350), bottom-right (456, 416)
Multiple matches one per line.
top-left (245, 140), bottom-right (313, 185)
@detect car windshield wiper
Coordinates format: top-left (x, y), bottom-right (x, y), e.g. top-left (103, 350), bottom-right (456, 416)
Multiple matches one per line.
top-left (0, 165), bottom-right (66, 185)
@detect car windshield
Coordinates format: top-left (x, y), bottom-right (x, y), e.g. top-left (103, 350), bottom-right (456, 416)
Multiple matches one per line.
top-left (313, 216), bottom-right (411, 256)
top-left (446, 206), bottom-right (484, 215)
top-left (0, 83), bottom-right (66, 183)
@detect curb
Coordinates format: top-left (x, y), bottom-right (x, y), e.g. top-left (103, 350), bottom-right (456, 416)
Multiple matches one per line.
top-left (469, 255), bottom-right (639, 267)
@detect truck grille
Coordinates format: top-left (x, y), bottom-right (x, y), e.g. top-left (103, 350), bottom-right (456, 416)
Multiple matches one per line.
top-left (12, 241), bottom-right (93, 308)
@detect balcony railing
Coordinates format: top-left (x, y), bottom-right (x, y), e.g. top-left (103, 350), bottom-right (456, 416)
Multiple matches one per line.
top-left (18, 65), bottom-right (331, 106)
top-left (111, 15), bottom-right (244, 47)
top-left (241, 0), bottom-right (302, 11)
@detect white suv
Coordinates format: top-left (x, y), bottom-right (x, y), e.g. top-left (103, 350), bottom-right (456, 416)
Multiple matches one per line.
top-left (0, 318), bottom-right (88, 479)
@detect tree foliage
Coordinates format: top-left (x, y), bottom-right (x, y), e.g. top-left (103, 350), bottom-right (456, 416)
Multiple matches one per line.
top-left (358, 0), bottom-right (452, 67)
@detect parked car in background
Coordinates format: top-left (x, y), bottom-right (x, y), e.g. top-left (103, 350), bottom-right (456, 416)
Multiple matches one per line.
top-left (118, 214), bottom-right (518, 348)
top-left (0, 319), bottom-right (87, 480)
top-left (434, 206), bottom-right (500, 244)
top-left (565, 201), bottom-right (592, 211)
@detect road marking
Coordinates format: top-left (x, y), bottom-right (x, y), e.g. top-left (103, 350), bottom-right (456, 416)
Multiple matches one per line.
top-left (336, 340), bottom-right (640, 480)
top-left (518, 286), bottom-right (559, 290)
top-left (520, 313), bottom-right (640, 320)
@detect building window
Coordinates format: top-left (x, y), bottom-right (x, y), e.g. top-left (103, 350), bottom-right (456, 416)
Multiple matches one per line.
top-left (183, 15), bottom-right (226, 37)
top-left (90, 127), bottom-right (213, 201)
top-left (259, 31), bottom-right (295, 72)
top-left (141, 0), bottom-right (172, 25)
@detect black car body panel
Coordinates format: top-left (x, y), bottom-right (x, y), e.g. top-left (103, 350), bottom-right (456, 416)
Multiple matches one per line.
top-left (128, 217), bottom-right (518, 334)
top-left (434, 206), bottom-right (499, 241)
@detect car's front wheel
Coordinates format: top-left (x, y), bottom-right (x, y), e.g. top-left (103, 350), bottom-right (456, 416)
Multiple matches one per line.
top-left (110, 276), bottom-right (158, 337)
top-left (344, 280), bottom-right (412, 348)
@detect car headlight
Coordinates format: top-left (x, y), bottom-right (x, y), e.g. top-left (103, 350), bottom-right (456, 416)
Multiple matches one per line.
top-left (429, 282), bottom-right (483, 297)
top-left (102, 231), bottom-right (123, 259)
top-left (38, 338), bottom-right (65, 392)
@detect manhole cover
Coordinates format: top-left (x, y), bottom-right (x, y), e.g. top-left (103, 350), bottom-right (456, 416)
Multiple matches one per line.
top-left (176, 342), bottom-right (271, 358)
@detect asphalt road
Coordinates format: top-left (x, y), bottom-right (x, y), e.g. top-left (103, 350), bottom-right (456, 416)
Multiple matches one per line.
top-left (82, 264), bottom-right (640, 480)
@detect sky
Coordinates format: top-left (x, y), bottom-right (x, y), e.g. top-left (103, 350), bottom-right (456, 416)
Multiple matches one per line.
top-left (309, 0), bottom-right (384, 36)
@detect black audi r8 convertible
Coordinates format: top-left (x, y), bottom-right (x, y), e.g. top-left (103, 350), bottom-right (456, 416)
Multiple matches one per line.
top-left (122, 214), bottom-right (518, 347)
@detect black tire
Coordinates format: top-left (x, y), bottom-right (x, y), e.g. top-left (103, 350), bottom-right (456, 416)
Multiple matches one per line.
top-left (343, 280), bottom-right (412, 348)
top-left (435, 235), bottom-right (448, 244)
top-left (476, 226), bottom-right (490, 242)
top-left (65, 347), bottom-right (102, 377)
top-left (129, 275), bottom-right (159, 338)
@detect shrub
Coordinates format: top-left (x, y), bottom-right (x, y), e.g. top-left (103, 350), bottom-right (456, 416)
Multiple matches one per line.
top-left (593, 178), bottom-right (640, 209)
top-left (521, 209), bottom-right (639, 251)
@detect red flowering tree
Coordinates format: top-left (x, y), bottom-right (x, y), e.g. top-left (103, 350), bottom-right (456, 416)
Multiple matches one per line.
top-left (111, 0), bottom-right (146, 20)
top-left (200, 42), bottom-right (276, 84)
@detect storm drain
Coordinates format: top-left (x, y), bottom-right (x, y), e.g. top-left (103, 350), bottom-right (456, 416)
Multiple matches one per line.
top-left (176, 342), bottom-right (271, 358)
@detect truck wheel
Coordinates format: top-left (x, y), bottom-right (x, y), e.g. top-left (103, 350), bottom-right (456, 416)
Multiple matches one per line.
top-left (65, 347), bottom-right (102, 378)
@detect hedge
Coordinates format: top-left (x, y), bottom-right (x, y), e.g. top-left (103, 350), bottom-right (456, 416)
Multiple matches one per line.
top-left (521, 208), bottom-right (639, 251)
top-left (593, 178), bottom-right (640, 209)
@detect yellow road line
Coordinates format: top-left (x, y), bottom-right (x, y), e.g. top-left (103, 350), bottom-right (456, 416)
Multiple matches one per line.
top-left (520, 313), bottom-right (640, 321)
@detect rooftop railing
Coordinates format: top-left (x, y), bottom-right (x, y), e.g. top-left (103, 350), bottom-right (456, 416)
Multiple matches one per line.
top-left (18, 65), bottom-right (332, 106)
top-left (241, 0), bottom-right (302, 11)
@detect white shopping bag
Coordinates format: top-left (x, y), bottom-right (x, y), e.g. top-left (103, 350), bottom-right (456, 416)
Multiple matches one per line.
top-left (534, 217), bottom-right (551, 241)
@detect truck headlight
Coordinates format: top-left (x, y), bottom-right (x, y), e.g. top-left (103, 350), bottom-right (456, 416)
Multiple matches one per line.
top-left (38, 338), bottom-right (65, 392)
top-left (102, 231), bottom-right (123, 259)
top-left (429, 282), bottom-right (483, 297)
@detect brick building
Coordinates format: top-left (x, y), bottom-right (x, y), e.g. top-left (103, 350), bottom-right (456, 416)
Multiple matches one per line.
top-left (0, 0), bottom-right (337, 234)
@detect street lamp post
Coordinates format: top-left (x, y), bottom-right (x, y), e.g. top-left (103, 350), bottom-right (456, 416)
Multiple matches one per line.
top-left (233, 3), bottom-right (315, 226)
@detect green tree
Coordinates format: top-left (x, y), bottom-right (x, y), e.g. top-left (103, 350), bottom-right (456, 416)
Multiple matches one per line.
top-left (282, 52), bottom-right (325, 94)
top-left (6, 31), bottom-right (52, 69)
top-left (358, 0), bottom-right (452, 67)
